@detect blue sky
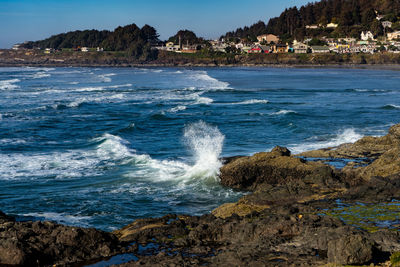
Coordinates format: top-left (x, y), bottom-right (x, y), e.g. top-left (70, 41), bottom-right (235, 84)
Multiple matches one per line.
top-left (0, 0), bottom-right (311, 48)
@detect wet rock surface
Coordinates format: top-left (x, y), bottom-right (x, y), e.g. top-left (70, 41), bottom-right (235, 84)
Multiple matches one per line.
top-left (0, 216), bottom-right (121, 266)
top-left (2, 124), bottom-right (400, 266)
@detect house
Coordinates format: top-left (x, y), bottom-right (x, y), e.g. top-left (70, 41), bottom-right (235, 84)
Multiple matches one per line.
top-left (273, 44), bottom-right (288, 53)
top-left (326, 23), bottom-right (338, 28)
top-left (166, 42), bottom-right (175, 47)
top-left (338, 37), bottom-right (357, 44)
top-left (12, 44), bottom-right (22, 50)
top-left (97, 47), bottom-right (104, 52)
top-left (257, 34), bottom-right (279, 44)
top-left (388, 31), bottom-right (400, 41)
top-left (293, 41), bottom-right (308, 53)
top-left (306, 25), bottom-right (319, 29)
top-left (44, 48), bottom-right (53, 54)
top-left (361, 31), bottom-right (375, 41)
top-left (382, 21), bottom-right (393, 28)
top-left (248, 45), bottom-right (263, 53)
top-left (336, 44), bottom-right (351, 53)
top-left (81, 47), bottom-right (89, 52)
top-left (360, 44), bottom-right (376, 54)
top-left (376, 15), bottom-right (384, 21)
top-left (311, 46), bottom-right (330, 53)
top-left (260, 45), bottom-right (272, 53)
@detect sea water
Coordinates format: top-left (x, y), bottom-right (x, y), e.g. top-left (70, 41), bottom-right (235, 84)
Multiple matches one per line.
top-left (0, 66), bottom-right (399, 231)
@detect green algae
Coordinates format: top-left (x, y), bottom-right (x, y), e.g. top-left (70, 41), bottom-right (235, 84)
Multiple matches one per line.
top-left (391, 251), bottom-right (400, 266)
top-left (321, 200), bottom-right (400, 233)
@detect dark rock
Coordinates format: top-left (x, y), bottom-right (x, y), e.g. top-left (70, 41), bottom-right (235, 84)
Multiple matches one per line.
top-left (327, 234), bottom-right (374, 265)
top-left (219, 147), bottom-right (341, 191)
top-left (0, 218), bottom-right (121, 266)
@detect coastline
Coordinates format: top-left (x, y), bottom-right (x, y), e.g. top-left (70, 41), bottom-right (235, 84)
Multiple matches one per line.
top-left (2, 124), bottom-right (400, 266)
top-left (2, 49), bottom-right (400, 70)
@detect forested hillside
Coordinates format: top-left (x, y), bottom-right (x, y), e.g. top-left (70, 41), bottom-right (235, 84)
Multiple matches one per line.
top-left (222, 0), bottom-right (400, 41)
top-left (22, 23), bottom-right (160, 60)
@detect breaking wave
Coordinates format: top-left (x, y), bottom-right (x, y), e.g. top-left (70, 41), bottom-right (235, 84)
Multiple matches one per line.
top-left (381, 104), bottom-right (400, 110)
top-left (0, 121), bottom-right (225, 185)
top-left (270, 110), bottom-right (297, 115)
top-left (233, 99), bottom-right (269, 105)
top-left (289, 128), bottom-right (363, 154)
top-left (0, 79), bottom-right (20, 90)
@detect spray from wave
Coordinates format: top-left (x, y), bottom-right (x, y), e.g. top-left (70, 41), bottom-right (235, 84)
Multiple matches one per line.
top-left (182, 121), bottom-right (225, 181)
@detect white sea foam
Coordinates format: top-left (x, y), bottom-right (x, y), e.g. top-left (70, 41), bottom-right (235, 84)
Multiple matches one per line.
top-left (0, 122), bottom-right (225, 187)
top-left (289, 128), bottom-right (363, 154)
top-left (270, 110), bottom-right (297, 115)
top-left (194, 96), bottom-right (213, 105)
top-left (67, 94), bottom-right (125, 107)
top-left (151, 69), bottom-right (163, 73)
top-left (98, 73), bottom-right (116, 83)
top-left (233, 99), bottom-right (269, 105)
top-left (383, 104), bottom-right (400, 109)
top-left (22, 212), bottom-right (91, 226)
top-left (0, 79), bottom-right (20, 90)
top-left (32, 72), bottom-right (51, 79)
top-left (175, 70), bottom-right (183, 74)
top-left (188, 71), bottom-right (231, 90)
top-left (169, 105), bottom-right (187, 113)
top-left (0, 138), bottom-right (27, 145)
top-left (69, 81), bottom-right (79, 85)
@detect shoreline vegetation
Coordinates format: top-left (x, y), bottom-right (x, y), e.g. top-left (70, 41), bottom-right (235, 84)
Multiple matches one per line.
top-left (2, 124), bottom-right (400, 266)
top-left (2, 49), bottom-right (400, 68)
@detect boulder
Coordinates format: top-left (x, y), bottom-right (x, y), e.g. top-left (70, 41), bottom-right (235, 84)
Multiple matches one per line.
top-left (0, 218), bottom-right (121, 266)
top-left (219, 146), bottom-right (341, 191)
top-left (327, 234), bottom-right (374, 265)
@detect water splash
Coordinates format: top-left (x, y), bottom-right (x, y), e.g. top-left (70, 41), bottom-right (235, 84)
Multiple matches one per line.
top-left (183, 121), bottom-right (225, 181)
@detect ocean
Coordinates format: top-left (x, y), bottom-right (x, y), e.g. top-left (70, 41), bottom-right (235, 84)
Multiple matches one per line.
top-left (0, 66), bottom-right (399, 231)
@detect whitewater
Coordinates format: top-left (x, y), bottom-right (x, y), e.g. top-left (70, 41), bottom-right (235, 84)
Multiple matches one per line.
top-left (0, 66), bottom-right (399, 231)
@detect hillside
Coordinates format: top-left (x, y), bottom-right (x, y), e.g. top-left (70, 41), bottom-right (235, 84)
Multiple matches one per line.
top-left (222, 0), bottom-right (400, 42)
top-left (22, 23), bottom-right (160, 60)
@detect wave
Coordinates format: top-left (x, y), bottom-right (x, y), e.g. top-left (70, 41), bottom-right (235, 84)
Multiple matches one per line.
top-left (0, 121), bottom-right (225, 188)
top-left (67, 94), bottom-right (125, 108)
top-left (188, 71), bottom-right (231, 90)
top-left (31, 72), bottom-right (51, 79)
top-left (194, 96), bottom-right (213, 105)
top-left (98, 73), bottom-right (116, 83)
top-left (0, 79), bottom-right (20, 90)
top-left (73, 83), bottom-right (132, 92)
top-left (270, 110), bottom-right (297, 115)
top-left (22, 212), bottom-right (91, 226)
top-left (233, 99), bottom-right (269, 105)
top-left (381, 104), bottom-right (400, 110)
top-left (169, 105), bottom-right (187, 113)
top-left (289, 128), bottom-right (363, 154)
top-left (352, 88), bottom-right (389, 93)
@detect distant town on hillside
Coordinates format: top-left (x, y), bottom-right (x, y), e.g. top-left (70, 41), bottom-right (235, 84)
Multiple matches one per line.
top-left (11, 0), bottom-right (400, 57)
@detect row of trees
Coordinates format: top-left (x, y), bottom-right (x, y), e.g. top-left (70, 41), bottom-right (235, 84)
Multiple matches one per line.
top-left (222, 0), bottom-right (400, 42)
top-left (23, 24), bottom-right (160, 60)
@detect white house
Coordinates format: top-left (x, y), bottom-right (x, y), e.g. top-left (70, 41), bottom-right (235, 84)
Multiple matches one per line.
top-left (81, 47), bottom-right (89, 52)
top-left (361, 31), bottom-right (375, 41)
top-left (326, 23), bottom-right (338, 28)
top-left (382, 21), bottom-right (393, 28)
top-left (388, 31), bottom-right (400, 41)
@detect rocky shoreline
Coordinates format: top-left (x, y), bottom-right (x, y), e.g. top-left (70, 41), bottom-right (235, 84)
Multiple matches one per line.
top-left (2, 49), bottom-right (400, 69)
top-left (2, 124), bottom-right (400, 266)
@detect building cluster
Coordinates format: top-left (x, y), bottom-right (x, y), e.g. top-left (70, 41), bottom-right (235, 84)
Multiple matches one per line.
top-left (154, 19), bottom-right (400, 55)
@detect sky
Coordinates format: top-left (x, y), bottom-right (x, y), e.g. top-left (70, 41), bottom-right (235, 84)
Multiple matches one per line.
top-left (0, 0), bottom-right (312, 48)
